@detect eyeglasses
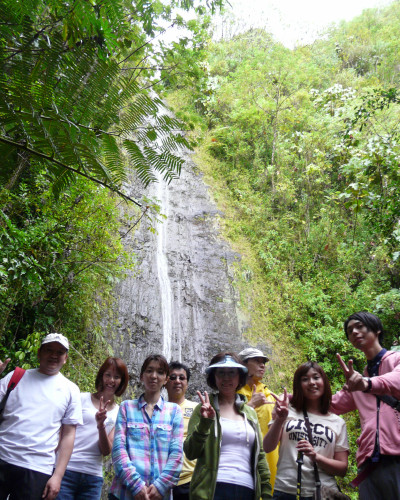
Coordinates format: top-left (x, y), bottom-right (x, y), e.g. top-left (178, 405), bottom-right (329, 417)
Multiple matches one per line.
top-left (169, 375), bottom-right (187, 381)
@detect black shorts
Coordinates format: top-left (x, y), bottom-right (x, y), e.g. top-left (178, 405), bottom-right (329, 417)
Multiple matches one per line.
top-left (0, 458), bottom-right (51, 500)
top-left (173, 482), bottom-right (191, 500)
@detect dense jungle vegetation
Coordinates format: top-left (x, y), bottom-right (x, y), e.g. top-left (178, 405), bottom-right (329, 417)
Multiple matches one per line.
top-left (1, 1), bottom-right (400, 494)
top-left (166, 5), bottom-right (400, 491)
top-left (168, 1), bottom-right (400, 375)
top-left (0, 0), bottom-right (220, 386)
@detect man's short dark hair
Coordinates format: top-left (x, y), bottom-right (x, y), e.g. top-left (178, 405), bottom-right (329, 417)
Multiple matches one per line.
top-left (344, 311), bottom-right (384, 342)
top-left (169, 361), bottom-right (191, 382)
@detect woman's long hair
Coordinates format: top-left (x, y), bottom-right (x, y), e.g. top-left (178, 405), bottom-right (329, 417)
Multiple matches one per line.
top-left (291, 361), bottom-right (332, 414)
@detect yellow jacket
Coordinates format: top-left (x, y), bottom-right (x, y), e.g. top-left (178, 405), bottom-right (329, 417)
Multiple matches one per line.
top-left (238, 381), bottom-right (278, 489)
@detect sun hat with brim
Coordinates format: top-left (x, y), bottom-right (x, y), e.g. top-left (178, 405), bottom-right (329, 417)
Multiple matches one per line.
top-left (238, 347), bottom-right (269, 363)
top-left (205, 355), bottom-right (248, 374)
top-left (41, 333), bottom-right (69, 351)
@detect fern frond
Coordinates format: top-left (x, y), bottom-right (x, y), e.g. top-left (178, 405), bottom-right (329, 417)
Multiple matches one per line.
top-left (0, 0), bottom-right (191, 204)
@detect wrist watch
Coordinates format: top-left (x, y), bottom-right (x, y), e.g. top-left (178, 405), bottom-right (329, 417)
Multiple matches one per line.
top-left (362, 377), bottom-right (372, 393)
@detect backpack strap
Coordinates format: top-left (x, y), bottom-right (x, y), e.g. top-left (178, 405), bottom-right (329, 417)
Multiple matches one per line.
top-left (7, 367), bottom-right (25, 390)
top-left (303, 409), bottom-right (322, 500)
top-left (0, 367), bottom-right (26, 417)
top-left (376, 394), bottom-right (400, 411)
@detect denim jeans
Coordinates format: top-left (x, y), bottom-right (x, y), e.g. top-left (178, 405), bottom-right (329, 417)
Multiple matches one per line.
top-left (56, 469), bottom-right (104, 500)
top-left (213, 482), bottom-right (254, 500)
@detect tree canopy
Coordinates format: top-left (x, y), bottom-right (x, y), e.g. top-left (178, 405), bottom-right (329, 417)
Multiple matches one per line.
top-left (0, 0), bottom-right (210, 202)
top-left (168, 2), bottom-right (400, 374)
top-left (0, 0), bottom-right (223, 366)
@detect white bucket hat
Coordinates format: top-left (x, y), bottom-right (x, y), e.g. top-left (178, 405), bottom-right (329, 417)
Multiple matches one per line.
top-left (205, 355), bottom-right (248, 374)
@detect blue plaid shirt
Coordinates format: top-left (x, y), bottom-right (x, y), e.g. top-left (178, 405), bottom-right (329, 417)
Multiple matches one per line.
top-left (110, 395), bottom-right (183, 499)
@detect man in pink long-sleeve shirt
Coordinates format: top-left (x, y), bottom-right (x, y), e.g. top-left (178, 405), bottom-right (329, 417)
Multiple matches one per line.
top-left (331, 311), bottom-right (400, 500)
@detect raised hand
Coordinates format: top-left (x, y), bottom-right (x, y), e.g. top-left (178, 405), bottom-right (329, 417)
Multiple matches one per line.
top-left (248, 384), bottom-right (269, 408)
top-left (336, 353), bottom-right (369, 392)
top-left (0, 358), bottom-right (10, 375)
top-left (95, 396), bottom-right (110, 430)
top-left (270, 388), bottom-right (289, 421)
top-left (197, 391), bottom-right (216, 420)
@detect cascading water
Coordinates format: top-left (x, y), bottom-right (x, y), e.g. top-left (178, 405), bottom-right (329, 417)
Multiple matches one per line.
top-left (103, 110), bottom-right (251, 396)
top-left (153, 173), bottom-right (172, 361)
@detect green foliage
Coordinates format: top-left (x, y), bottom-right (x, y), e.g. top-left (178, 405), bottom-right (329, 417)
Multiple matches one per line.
top-left (166, 6), bottom-right (400, 494)
top-left (167, 0), bottom-right (400, 418)
top-left (0, 0), bottom-right (226, 375)
top-left (0, 174), bottom-right (132, 368)
top-left (0, 0), bottom-right (219, 205)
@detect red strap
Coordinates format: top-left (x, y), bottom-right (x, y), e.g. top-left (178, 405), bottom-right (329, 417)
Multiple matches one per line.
top-left (7, 367), bottom-right (26, 390)
top-left (350, 461), bottom-right (378, 488)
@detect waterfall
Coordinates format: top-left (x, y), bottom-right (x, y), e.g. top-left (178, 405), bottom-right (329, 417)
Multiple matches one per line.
top-left (153, 174), bottom-right (172, 361)
top-left (102, 111), bottom-right (250, 395)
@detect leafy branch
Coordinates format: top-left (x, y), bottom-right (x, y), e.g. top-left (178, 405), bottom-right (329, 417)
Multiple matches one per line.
top-left (0, 135), bottom-right (143, 208)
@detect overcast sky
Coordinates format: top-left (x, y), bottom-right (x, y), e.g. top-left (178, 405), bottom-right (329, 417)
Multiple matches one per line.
top-left (219, 0), bottom-right (394, 47)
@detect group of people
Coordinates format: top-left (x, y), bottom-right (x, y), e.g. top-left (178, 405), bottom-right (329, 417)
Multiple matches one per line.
top-left (0, 311), bottom-right (399, 500)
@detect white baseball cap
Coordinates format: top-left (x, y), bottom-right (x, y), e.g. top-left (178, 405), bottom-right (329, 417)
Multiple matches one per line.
top-left (41, 333), bottom-right (69, 351)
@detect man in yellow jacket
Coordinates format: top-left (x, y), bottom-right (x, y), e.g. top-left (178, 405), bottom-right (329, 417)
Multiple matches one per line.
top-left (237, 348), bottom-right (278, 490)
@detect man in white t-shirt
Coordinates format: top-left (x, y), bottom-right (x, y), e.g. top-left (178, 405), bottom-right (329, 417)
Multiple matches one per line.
top-left (0, 333), bottom-right (82, 500)
top-left (166, 361), bottom-right (197, 500)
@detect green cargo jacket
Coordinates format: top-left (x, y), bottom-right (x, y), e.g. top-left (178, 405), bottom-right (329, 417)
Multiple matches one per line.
top-left (183, 393), bottom-right (272, 500)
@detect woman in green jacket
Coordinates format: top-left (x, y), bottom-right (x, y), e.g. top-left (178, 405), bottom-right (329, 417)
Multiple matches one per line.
top-left (184, 352), bottom-right (272, 500)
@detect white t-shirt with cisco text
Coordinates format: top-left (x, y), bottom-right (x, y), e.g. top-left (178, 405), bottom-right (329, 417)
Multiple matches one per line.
top-left (273, 407), bottom-right (349, 497)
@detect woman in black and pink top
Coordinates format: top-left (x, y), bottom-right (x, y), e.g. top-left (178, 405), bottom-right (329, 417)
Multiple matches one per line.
top-left (264, 362), bottom-right (349, 500)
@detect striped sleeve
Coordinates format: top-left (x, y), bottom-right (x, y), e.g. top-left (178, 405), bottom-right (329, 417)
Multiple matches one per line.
top-left (112, 401), bottom-right (146, 496)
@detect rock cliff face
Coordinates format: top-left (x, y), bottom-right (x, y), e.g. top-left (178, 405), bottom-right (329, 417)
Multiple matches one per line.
top-left (104, 148), bottom-right (249, 397)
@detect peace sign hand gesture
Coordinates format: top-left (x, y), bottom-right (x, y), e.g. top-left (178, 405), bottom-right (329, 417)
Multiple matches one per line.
top-left (270, 388), bottom-right (289, 421)
top-left (336, 353), bottom-right (369, 392)
top-left (197, 391), bottom-right (216, 420)
top-left (95, 396), bottom-right (110, 430)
